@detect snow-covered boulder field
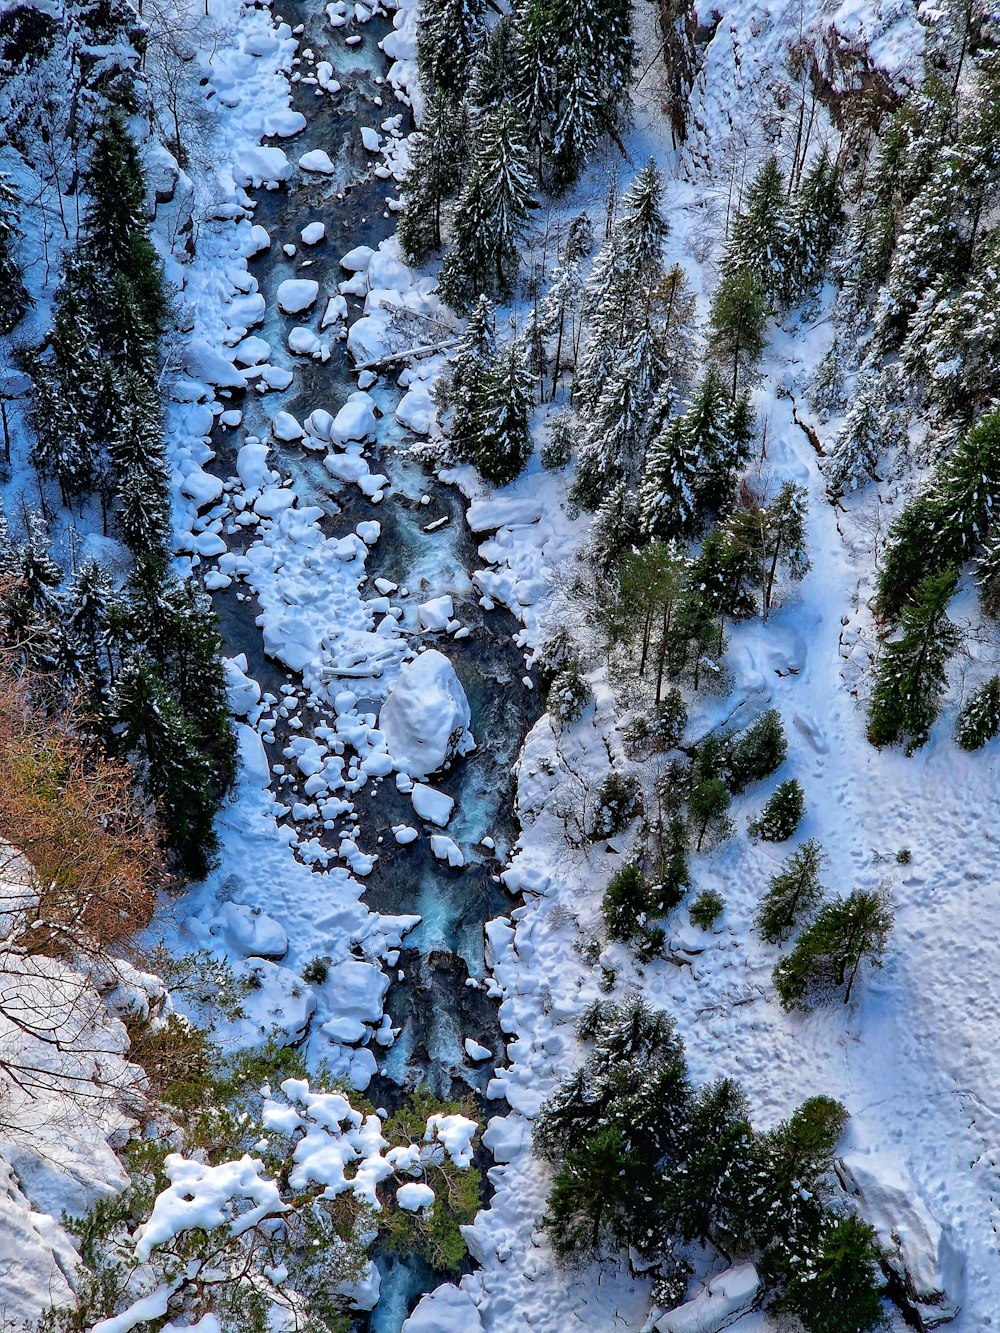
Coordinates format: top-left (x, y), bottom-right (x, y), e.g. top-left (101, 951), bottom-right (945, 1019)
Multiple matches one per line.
top-left (378, 649), bottom-right (475, 778)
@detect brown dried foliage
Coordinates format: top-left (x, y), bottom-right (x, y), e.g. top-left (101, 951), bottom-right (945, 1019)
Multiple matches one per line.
top-left (0, 667), bottom-right (163, 957)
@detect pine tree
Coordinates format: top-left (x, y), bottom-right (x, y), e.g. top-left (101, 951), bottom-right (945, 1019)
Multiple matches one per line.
top-left (725, 709), bottom-right (787, 793)
top-left (689, 774), bottom-right (732, 852)
top-left (774, 886), bottom-right (894, 1008)
top-left (397, 91), bottom-right (468, 262)
top-left (747, 778), bottom-right (805, 843)
top-left (439, 104), bottom-right (534, 307)
top-left (723, 156), bottom-right (789, 302)
top-left (756, 839), bottom-right (825, 944)
top-left (112, 658), bottom-right (220, 878)
top-left (550, 25), bottom-right (603, 190)
top-left (539, 213), bottom-right (592, 400)
top-left (782, 148), bottom-right (843, 305)
top-left (513, 0), bottom-right (556, 169)
top-left (689, 370), bottom-right (750, 515)
top-left (639, 415), bottom-right (701, 540)
top-left (469, 15), bottom-right (516, 115)
top-left (3, 518), bottom-right (64, 646)
top-left (475, 339), bottom-right (534, 484)
top-left (68, 558), bottom-right (117, 684)
top-left (808, 337), bottom-right (846, 422)
top-left (116, 460), bottom-right (171, 553)
top-left (759, 482), bottom-right (809, 619)
top-left (83, 108), bottom-right (147, 269)
top-left (826, 375), bottom-right (906, 497)
top-left (955, 676), bottom-right (1000, 751)
top-left (416, 0), bottom-right (485, 100)
top-left (776, 1214), bottom-right (887, 1333)
top-left (709, 268), bottom-right (768, 399)
top-left (441, 295), bottom-right (495, 460)
top-left (102, 270), bottom-right (159, 376)
top-left (0, 172), bottom-right (30, 335)
top-left (603, 860), bottom-right (647, 941)
top-left (975, 523), bottom-right (1000, 617)
top-left (869, 567), bottom-right (960, 753)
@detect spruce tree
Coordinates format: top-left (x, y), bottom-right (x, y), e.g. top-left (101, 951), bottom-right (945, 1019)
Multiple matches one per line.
top-left (397, 91), bottom-right (468, 262)
top-left (868, 567), bottom-right (960, 753)
top-left (416, 0), bottom-right (485, 100)
top-left (955, 675), bottom-right (1000, 751)
top-left (0, 172), bottom-right (30, 335)
top-left (747, 778), bottom-right (805, 843)
top-left (756, 839), bottom-right (825, 944)
top-left (975, 523), bottom-right (1000, 617)
top-left (709, 268), bottom-right (768, 398)
top-left (438, 103), bottom-right (534, 306)
top-left (782, 148), bottom-right (843, 305)
top-left (723, 156), bottom-right (789, 302)
top-left (639, 415), bottom-right (701, 540)
top-left (725, 708), bottom-right (787, 792)
top-left (826, 375), bottom-right (906, 497)
top-left (442, 295), bottom-right (494, 460)
top-left (776, 1214), bottom-right (887, 1333)
top-left (112, 658), bottom-right (219, 878)
top-left (760, 481), bottom-right (810, 618)
top-left (475, 339), bottom-right (534, 484)
top-left (773, 886), bottom-right (894, 1008)
top-left (3, 518), bottom-right (63, 645)
top-left (68, 558), bottom-right (117, 686)
top-left (469, 15), bottom-right (516, 115)
top-left (83, 108), bottom-right (147, 270)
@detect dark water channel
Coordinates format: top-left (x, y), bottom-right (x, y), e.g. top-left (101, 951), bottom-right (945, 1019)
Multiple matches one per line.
top-left (202, 4), bottom-right (539, 1325)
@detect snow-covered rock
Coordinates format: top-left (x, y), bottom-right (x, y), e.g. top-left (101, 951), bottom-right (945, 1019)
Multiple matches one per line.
top-left (224, 654), bottom-right (262, 716)
top-left (272, 410), bottom-right (304, 442)
top-left (838, 1152), bottom-right (964, 1326)
top-left (216, 902), bottom-right (289, 960)
top-left (410, 782), bottom-right (454, 827)
top-left (301, 221), bottom-right (326, 245)
top-left (654, 1264), bottom-right (761, 1332)
top-left (331, 391), bottom-right (378, 443)
top-left (378, 650), bottom-right (475, 778)
top-left (417, 594), bottom-right (454, 631)
top-left (276, 278), bottom-right (319, 314)
top-left (401, 1286), bottom-right (483, 1333)
top-left (429, 834), bottom-right (465, 867)
top-left (299, 148), bottom-right (336, 173)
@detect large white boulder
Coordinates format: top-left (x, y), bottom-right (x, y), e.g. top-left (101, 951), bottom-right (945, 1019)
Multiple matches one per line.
top-left (276, 278), bottom-right (319, 314)
top-left (838, 1151), bottom-right (964, 1327)
top-left (655, 1264), bottom-right (760, 1333)
top-left (378, 650), bottom-right (474, 778)
top-left (401, 1286), bottom-right (483, 1333)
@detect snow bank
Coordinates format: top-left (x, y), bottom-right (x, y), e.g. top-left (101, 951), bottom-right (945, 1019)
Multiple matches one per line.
top-left (654, 1264), bottom-right (760, 1332)
top-left (401, 1286), bottom-right (483, 1333)
top-left (378, 650), bottom-right (474, 777)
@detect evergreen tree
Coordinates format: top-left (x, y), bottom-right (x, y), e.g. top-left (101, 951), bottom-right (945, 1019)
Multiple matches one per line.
top-left (111, 658), bottom-right (219, 878)
top-left (603, 860), bottom-right (647, 941)
top-left (442, 295), bottom-right (495, 460)
top-left (975, 524), bottom-right (1000, 617)
top-left (438, 103), bottom-right (534, 306)
top-left (826, 375), bottom-right (906, 497)
top-left (639, 415), bottom-right (701, 540)
top-left (747, 778), bottom-right (805, 843)
top-left (724, 708), bottom-right (787, 792)
top-left (689, 773), bottom-right (732, 852)
top-left (808, 336), bottom-right (846, 421)
top-left (782, 148), bottom-right (843, 305)
top-left (774, 1214), bottom-right (888, 1333)
top-left (3, 518), bottom-right (63, 646)
top-left (540, 410), bottom-right (576, 470)
top-left (756, 839), bottom-right (825, 944)
top-left (709, 268), bottom-right (768, 398)
top-left (539, 213), bottom-right (592, 399)
top-left (588, 481), bottom-right (641, 574)
top-left (116, 459), bottom-right (171, 553)
top-left (416, 0), bottom-right (484, 100)
top-left (475, 339), bottom-right (534, 484)
top-left (759, 481), bottom-right (810, 619)
top-left (67, 558), bottom-right (117, 686)
top-left (773, 886), bottom-right (894, 1008)
top-left (0, 171), bottom-right (30, 335)
top-left (723, 157), bottom-right (789, 302)
top-left (868, 567), bottom-right (960, 753)
top-left (102, 270), bottom-right (159, 376)
top-left (469, 16), bottom-right (516, 115)
top-left (667, 1078), bottom-right (753, 1246)
top-left (83, 108), bottom-right (147, 269)
top-left (397, 91), bottom-right (468, 262)
top-left (955, 675), bottom-right (1000, 750)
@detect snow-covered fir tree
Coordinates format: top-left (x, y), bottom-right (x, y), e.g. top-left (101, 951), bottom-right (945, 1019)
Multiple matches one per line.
top-left (442, 294), bottom-right (495, 460)
top-left (722, 156), bottom-right (789, 303)
top-left (825, 372), bottom-right (907, 496)
top-left (416, 0), bottom-right (485, 99)
top-left (475, 338), bottom-right (534, 484)
top-left (0, 172), bottom-right (30, 335)
top-left (439, 103), bottom-right (534, 306)
top-left (397, 90), bottom-right (468, 262)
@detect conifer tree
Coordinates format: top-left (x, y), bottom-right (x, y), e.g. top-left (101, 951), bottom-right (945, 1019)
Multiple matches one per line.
top-left (808, 337), bottom-right (846, 421)
top-left (773, 887), bottom-right (894, 1008)
top-left (724, 708), bottom-right (787, 792)
top-left (116, 459), bottom-right (172, 553)
top-left (438, 103), bottom-right (534, 306)
top-left (639, 415), bottom-right (701, 540)
top-left (397, 91), bottom-right (468, 262)
top-left (112, 659), bottom-right (220, 878)
top-left (3, 519), bottom-right (64, 646)
top-left (539, 213), bottom-right (592, 399)
top-left (756, 839), bottom-right (825, 944)
top-left (709, 268), bottom-right (768, 398)
top-left (975, 523), bottom-right (1000, 618)
top-left (868, 567), bottom-right (960, 753)
top-left (416, 0), bottom-right (484, 100)
top-left (475, 339), bottom-right (534, 484)
top-left (723, 156), bottom-right (789, 302)
top-left (774, 1214), bottom-right (887, 1333)
top-left (782, 148), bottom-right (843, 305)
top-left (68, 558), bottom-right (117, 685)
top-left (469, 15), bottom-right (516, 114)
top-left (84, 108), bottom-right (147, 270)
top-left (826, 376), bottom-right (906, 497)
top-left (747, 778), bottom-right (805, 843)
top-left (955, 675), bottom-right (1000, 751)
top-left (442, 295), bottom-right (495, 460)
top-left (0, 172), bottom-right (30, 335)
top-left (759, 482), bottom-right (809, 619)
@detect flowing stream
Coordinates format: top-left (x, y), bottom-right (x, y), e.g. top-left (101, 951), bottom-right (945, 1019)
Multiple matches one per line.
top-left (202, 3), bottom-right (539, 1324)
